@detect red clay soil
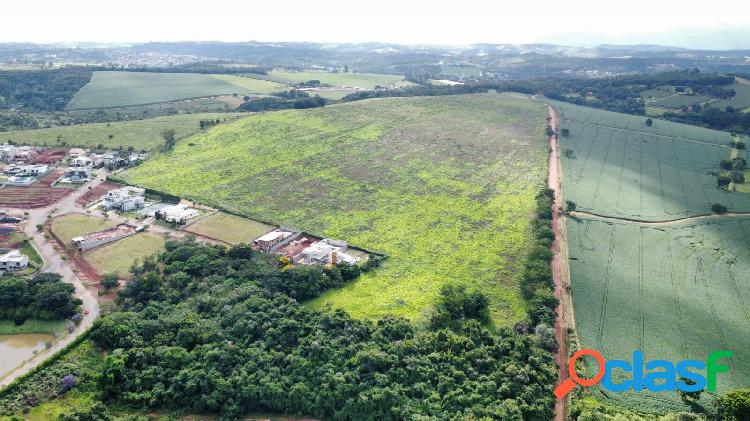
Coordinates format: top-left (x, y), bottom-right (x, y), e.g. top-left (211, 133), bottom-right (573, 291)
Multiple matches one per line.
top-left (0, 170), bottom-right (75, 208)
top-left (34, 148), bottom-right (68, 165)
top-left (548, 106), bottom-right (569, 421)
top-left (44, 217), bottom-right (103, 282)
top-left (76, 181), bottom-right (119, 207)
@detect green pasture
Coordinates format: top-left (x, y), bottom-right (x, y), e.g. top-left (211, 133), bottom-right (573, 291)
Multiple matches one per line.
top-left (123, 93), bottom-right (548, 326)
top-left (67, 71), bottom-right (286, 109)
top-left (0, 113), bottom-right (248, 151)
top-left (261, 70), bottom-right (404, 89)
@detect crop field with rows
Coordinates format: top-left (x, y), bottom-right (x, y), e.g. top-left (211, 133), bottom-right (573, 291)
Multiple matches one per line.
top-left (554, 99), bottom-right (750, 414)
top-left (551, 99), bottom-right (750, 220)
top-left (568, 215), bottom-right (750, 413)
top-left (67, 71), bottom-right (287, 109)
top-left (123, 93), bottom-right (548, 325)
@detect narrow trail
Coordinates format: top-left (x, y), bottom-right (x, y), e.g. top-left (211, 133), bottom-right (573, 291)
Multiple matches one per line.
top-left (569, 210), bottom-right (750, 226)
top-left (548, 105), bottom-right (572, 421)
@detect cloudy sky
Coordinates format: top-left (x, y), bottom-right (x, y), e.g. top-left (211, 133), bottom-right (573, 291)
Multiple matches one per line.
top-left (2, 0), bottom-right (749, 49)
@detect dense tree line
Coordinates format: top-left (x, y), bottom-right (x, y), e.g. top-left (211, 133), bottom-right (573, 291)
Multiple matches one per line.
top-left (663, 106), bottom-right (750, 133)
top-left (0, 273), bottom-right (81, 322)
top-left (237, 94), bottom-right (326, 112)
top-left (0, 67), bottom-right (92, 111)
top-left (86, 239), bottom-right (556, 419)
top-left (97, 63), bottom-right (269, 75)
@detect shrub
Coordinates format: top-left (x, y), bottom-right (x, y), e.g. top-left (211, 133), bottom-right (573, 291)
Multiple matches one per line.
top-left (712, 203), bottom-right (728, 214)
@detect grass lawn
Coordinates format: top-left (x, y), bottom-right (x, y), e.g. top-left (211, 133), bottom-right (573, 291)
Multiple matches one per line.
top-left (50, 214), bottom-right (116, 244)
top-left (84, 232), bottom-right (166, 277)
top-left (67, 71), bottom-right (287, 109)
top-left (262, 70), bottom-right (404, 89)
top-left (123, 93), bottom-right (548, 326)
top-left (0, 319), bottom-right (66, 335)
top-left (184, 212), bottom-right (274, 244)
top-left (0, 113), bottom-right (249, 151)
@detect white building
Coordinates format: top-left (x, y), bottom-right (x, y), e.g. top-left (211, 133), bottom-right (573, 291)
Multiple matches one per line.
top-left (157, 204), bottom-right (199, 224)
top-left (103, 186), bottom-right (145, 211)
top-left (0, 249), bottom-right (29, 272)
top-left (6, 176), bottom-right (35, 186)
top-left (70, 156), bottom-right (93, 168)
top-left (253, 230), bottom-right (293, 252)
top-left (301, 239), bottom-right (359, 265)
top-left (0, 144), bottom-right (17, 162)
top-left (17, 164), bottom-right (49, 176)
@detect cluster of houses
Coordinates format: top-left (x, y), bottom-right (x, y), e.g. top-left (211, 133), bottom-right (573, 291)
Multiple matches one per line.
top-left (3, 164), bottom-right (51, 185)
top-left (1, 144), bottom-right (148, 187)
top-left (253, 229), bottom-right (360, 266)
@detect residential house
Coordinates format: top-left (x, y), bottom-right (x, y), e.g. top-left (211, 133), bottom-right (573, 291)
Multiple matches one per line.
top-left (156, 204), bottom-right (199, 224)
top-left (70, 156), bottom-right (93, 168)
top-left (62, 167), bottom-right (92, 183)
top-left (68, 148), bottom-right (87, 159)
top-left (0, 144), bottom-right (17, 162)
top-left (0, 249), bottom-right (29, 272)
top-left (301, 239), bottom-right (358, 265)
top-left (103, 186), bottom-right (145, 211)
top-left (17, 164), bottom-right (49, 176)
top-left (254, 230), bottom-right (293, 252)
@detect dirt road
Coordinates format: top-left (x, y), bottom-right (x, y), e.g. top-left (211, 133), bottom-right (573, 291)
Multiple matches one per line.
top-left (548, 105), bottom-right (573, 421)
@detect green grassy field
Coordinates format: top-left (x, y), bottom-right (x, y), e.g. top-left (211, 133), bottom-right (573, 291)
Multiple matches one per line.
top-left (50, 214), bottom-right (116, 244)
top-left (0, 319), bottom-right (65, 335)
top-left (0, 113), bottom-right (248, 151)
top-left (649, 93), bottom-right (711, 109)
top-left (568, 216), bottom-right (750, 413)
top-left (711, 78), bottom-right (750, 110)
top-left (67, 71), bottom-right (287, 109)
top-left (184, 212), bottom-right (274, 244)
top-left (123, 93), bottom-right (548, 325)
top-left (551, 99), bottom-right (750, 220)
top-left (84, 232), bottom-right (166, 277)
top-left (261, 70), bottom-right (404, 89)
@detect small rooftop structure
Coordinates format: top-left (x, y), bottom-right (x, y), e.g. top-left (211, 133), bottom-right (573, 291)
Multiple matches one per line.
top-left (103, 186), bottom-right (145, 211)
top-left (0, 249), bottom-right (29, 272)
top-left (72, 223), bottom-right (140, 251)
top-left (156, 204), bottom-right (199, 224)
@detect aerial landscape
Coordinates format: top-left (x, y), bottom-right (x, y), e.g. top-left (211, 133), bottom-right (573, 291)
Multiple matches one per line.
top-left (1, 1), bottom-right (750, 420)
